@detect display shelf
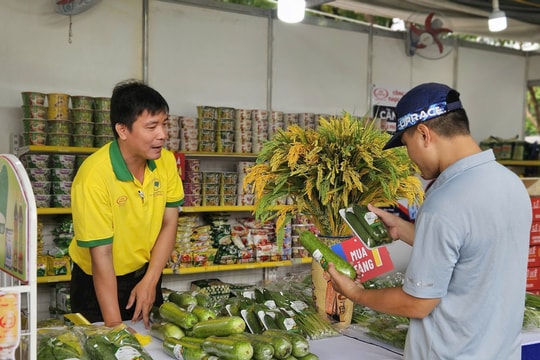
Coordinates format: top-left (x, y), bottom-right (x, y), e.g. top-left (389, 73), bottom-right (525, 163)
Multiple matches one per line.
top-left (498, 160), bottom-right (540, 166)
top-left (17, 144), bottom-right (98, 157)
top-left (180, 205), bottom-right (286, 213)
top-left (182, 151), bottom-right (258, 159)
top-left (165, 257), bottom-right (312, 275)
top-left (36, 274), bottom-right (71, 284)
top-left (37, 258), bottom-right (312, 283)
top-left (180, 205), bottom-right (254, 213)
top-left (37, 208), bottom-right (72, 215)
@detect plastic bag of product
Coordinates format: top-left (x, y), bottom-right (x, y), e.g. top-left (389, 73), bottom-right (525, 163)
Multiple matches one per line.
top-left (73, 323), bottom-right (153, 360)
top-left (37, 326), bottom-right (83, 360)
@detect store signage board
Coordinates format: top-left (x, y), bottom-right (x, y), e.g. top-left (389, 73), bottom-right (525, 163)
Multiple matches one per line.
top-left (331, 236), bottom-right (394, 282)
top-left (0, 154), bottom-right (35, 283)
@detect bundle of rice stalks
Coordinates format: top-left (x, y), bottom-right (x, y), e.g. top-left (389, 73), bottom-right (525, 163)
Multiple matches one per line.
top-left (243, 112), bottom-right (424, 244)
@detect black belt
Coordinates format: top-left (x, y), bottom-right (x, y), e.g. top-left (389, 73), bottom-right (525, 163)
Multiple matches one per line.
top-left (118, 263), bottom-right (148, 279)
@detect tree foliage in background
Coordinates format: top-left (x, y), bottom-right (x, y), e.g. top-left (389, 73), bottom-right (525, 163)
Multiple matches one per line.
top-left (526, 86), bottom-right (540, 136)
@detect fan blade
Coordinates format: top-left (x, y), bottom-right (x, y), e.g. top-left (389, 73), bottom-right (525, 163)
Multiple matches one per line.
top-left (424, 12), bottom-right (435, 30)
top-left (434, 38), bottom-right (444, 54)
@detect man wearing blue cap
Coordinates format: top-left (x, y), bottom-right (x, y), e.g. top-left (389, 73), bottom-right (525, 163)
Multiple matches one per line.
top-left (328, 82), bottom-right (532, 359)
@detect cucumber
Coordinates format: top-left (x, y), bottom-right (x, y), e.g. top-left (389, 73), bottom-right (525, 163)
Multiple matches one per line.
top-left (298, 231), bottom-right (356, 279)
top-left (162, 336), bottom-right (206, 359)
top-left (262, 289), bottom-right (289, 308)
top-left (186, 304), bottom-right (217, 321)
top-left (242, 306), bottom-right (264, 334)
top-left (191, 316), bottom-right (246, 338)
top-left (254, 288), bottom-right (266, 303)
top-left (225, 297), bottom-right (254, 316)
top-left (201, 335), bottom-right (253, 360)
top-left (297, 353), bottom-right (320, 360)
top-left (244, 332), bottom-right (293, 359)
top-left (159, 302), bottom-right (199, 330)
top-left (263, 313), bottom-right (280, 330)
top-left (229, 333), bottom-right (274, 360)
top-left (169, 291), bottom-right (198, 307)
top-left (150, 305), bottom-right (164, 323)
top-left (264, 329), bottom-right (310, 358)
top-left (150, 321), bottom-right (185, 341)
top-left (345, 210), bottom-right (376, 247)
top-left (352, 204), bottom-right (392, 245)
top-left (194, 292), bottom-right (212, 307)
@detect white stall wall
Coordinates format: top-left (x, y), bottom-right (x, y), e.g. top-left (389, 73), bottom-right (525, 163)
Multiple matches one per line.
top-left (457, 47), bottom-right (527, 142)
top-left (147, 2), bottom-right (269, 116)
top-left (529, 55), bottom-right (540, 81)
top-left (272, 22), bottom-right (369, 115)
top-left (0, 0), bottom-right (142, 154)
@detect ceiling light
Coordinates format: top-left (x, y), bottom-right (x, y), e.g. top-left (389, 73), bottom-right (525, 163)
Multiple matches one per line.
top-left (488, 0), bottom-right (507, 32)
top-left (277, 0), bottom-right (306, 24)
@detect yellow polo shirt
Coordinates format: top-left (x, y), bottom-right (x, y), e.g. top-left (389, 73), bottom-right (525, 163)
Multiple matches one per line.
top-left (68, 140), bottom-right (184, 275)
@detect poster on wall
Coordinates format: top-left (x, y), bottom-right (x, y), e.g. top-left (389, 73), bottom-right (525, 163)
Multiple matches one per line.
top-left (371, 85), bottom-right (407, 134)
top-left (0, 155), bottom-right (34, 283)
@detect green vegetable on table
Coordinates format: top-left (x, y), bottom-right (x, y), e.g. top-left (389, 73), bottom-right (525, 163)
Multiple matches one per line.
top-left (298, 230), bottom-right (357, 279)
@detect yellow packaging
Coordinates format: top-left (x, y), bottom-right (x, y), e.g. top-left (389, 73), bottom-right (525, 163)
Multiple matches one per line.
top-left (37, 255), bottom-right (48, 277)
top-left (46, 256), bottom-right (71, 276)
top-left (64, 313), bottom-right (91, 326)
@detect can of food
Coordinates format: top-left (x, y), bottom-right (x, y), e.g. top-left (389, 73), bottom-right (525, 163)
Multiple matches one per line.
top-left (71, 96), bottom-right (94, 110)
top-left (21, 91), bottom-right (46, 106)
top-left (47, 93), bottom-right (70, 108)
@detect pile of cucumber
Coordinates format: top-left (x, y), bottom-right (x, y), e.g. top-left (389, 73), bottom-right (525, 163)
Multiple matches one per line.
top-left (152, 290), bottom-right (322, 360)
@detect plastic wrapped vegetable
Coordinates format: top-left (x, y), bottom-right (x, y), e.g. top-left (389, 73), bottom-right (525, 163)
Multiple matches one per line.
top-left (74, 324), bottom-right (153, 360)
top-left (37, 327), bottom-right (83, 360)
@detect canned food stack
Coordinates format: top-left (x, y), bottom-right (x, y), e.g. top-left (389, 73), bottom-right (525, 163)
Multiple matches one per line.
top-left (71, 96), bottom-right (94, 148)
top-left (234, 108), bottom-right (252, 154)
top-left (50, 154), bottom-right (76, 208)
top-left (268, 110), bottom-right (285, 140)
top-left (236, 161), bottom-right (255, 206)
top-left (197, 106), bottom-right (218, 152)
top-left (220, 172), bottom-right (238, 206)
top-left (298, 112), bottom-right (317, 130)
top-left (217, 107), bottom-right (235, 153)
top-left (291, 221), bottom-right (319, 259)
top-left (202, 171), bottom-right (221, 206)
top-left (251, 109), bottom-right (269, 153)
top-left (21, 91), bottom-right (48, 146)
top-left (23, 154), bottom-right (52, 208)
top-left (164, 114), bottom-right (181, 152)
top-left (93, 97), bottom-right (114, 148)
top-left (179, 117), bottom-right (198, 151)
top-left (283, 112), bottom-right (299, 128)
top-left (47, 93), bottom-right (71, 146)
top-left (183, 159), bottom-right (202, 206)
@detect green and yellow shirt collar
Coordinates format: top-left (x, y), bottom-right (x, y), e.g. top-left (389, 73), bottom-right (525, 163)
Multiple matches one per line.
top-left (109, 139), bottom-right (157, 181)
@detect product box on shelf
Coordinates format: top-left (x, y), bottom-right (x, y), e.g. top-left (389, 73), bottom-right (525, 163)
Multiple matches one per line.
top-left (531, 197), bottom-right (540, 222)
top-left (529, 245), bottom-right (540, 268)
top-left (531, 222), bottom-right (540, 246)
top-left (46, 255), bottom-right (71, 277)
top-left (527, 266), bottom-right (540, 291)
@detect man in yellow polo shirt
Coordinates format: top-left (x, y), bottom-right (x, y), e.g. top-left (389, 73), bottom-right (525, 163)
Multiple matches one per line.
top-left (69, 80), bottom-right (184, 329)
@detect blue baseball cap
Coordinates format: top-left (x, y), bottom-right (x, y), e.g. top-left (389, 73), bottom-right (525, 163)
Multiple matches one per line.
top-left (383, 82), bottom-right (463, 150)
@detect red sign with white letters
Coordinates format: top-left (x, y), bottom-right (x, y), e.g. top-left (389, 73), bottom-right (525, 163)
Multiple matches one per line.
top-left (331, 236), bottom-right (394, 282)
